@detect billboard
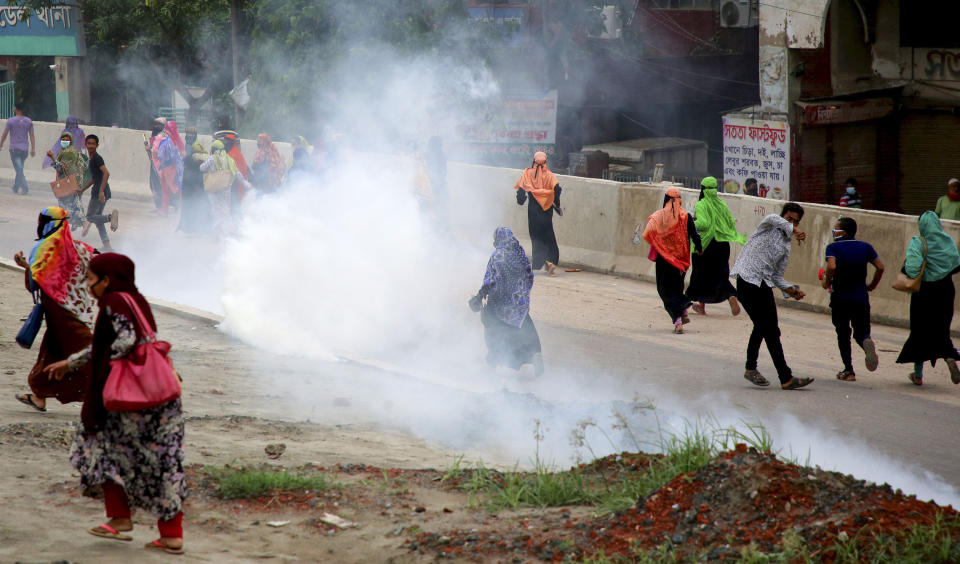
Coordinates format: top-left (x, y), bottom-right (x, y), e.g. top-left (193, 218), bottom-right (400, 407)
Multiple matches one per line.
top-left (722, 116), bottom-right (790, 200)
top-left (0, 3), bottom-right (81, 56)
top-left (451, 89), bottom-right (558, 167)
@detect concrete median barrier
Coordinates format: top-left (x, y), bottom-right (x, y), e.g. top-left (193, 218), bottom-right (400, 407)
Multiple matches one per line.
top-left (3, 120), bottom-right (954, 331)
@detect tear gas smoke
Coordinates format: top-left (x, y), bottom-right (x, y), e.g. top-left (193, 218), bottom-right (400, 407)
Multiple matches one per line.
top-left (94, 5), bottom-right (959, 509)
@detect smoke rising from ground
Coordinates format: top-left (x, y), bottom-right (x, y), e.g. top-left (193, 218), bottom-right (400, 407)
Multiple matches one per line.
top-left (96, 2), bottom-right (960, 509)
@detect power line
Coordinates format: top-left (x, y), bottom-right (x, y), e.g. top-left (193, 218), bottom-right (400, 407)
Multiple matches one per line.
top-left (636, 4), bottom-right (724, 53)
top-left (618, 111), bottom-right (724, 153)
top-left (757, 2), bottom-right (824, 19)
top-left (636, 59), bottom-right (758, 103)
top-left (629, 56), bottom-right (759, 86)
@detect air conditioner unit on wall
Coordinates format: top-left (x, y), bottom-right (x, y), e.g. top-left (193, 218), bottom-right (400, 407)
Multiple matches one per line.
top-left (719, 0), bottom-right (757, 28)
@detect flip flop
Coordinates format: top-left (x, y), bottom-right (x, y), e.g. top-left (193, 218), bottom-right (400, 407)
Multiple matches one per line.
top-left (862, 338), bottom-right (878, 372)
top-left (836, 370), bottom-right (856, 382)
top-left (781, 377), bottom-right (814, 390)
top-left (947, 359), bottom-right (960, 385)
top-left (14, 393), bottom-right (46, 412)
top-left (145, 539), bottom-right (185, 554)
top-left (87, 524), bottom-right (133, 541)
top-left (744, 370), bottom-right (770, 387)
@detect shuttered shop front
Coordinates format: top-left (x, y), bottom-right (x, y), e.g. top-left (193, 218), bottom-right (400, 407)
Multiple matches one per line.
top-left (898, 112), bottom-right (960, 214)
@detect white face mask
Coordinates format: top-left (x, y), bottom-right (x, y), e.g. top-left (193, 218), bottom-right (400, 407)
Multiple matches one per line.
top-left (833, 229), bottom-right (845, 240)
top-left (846, 186), bottom-right (856, 195)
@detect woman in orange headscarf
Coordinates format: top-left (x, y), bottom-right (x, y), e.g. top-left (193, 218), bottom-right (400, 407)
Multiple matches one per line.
top-left (514, 152), bottom-right (562, 274)
top-left (643, 187), bottom-right (702, 333)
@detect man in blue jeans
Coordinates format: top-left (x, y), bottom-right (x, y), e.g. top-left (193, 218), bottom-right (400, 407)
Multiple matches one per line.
top-left (0, 102), bottom-right (37, 195)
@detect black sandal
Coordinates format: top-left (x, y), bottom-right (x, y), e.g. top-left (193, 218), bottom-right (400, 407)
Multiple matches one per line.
top-left (15, 393), bottom-right (47, 412)
top-left (836, 370), bottom-right (856, 382)
top-left (744, 370), bottom-right (770, 387)
top-left (781, 377), bottom-right (814, 390)
top-left (908, 372), bottom-right (923, 386)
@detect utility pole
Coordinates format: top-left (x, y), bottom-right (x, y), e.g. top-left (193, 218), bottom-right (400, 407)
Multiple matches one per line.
top-left (230, 0), bottom-right (241, 129)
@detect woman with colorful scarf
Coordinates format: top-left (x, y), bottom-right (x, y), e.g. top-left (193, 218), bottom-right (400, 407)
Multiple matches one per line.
top-left (42, 115), bottom-right (85, 169)
top-left (200, 140), bottom-right (238, 236)
top-left (514, 152), bottom-right (562, 274)
top-left (471, 227), bottom-right (544, 375)
top-left (47, 132), bottom-right (88, 229)
top-left (177, 127), bottom-right (211, 234)
top-left (686, 177), bottom-right (746, 316)
top-left (897, 211), bottom-right (960, 385)
top-left (12, 207), bottom-right (96, 412)
top-left (252, 133), bottom-right (286, 192)
top-left (152, 121), bottom-right (183, 216)
top-left (45, 253), bottom-right (187, 554)
top-left (643, 187), bottom-right (702, 333)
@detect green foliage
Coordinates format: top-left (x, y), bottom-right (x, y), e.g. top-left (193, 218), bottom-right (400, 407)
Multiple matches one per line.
top-left (828, 513), bottom-right (960, 564)
top-left (12, 0), bottom-right (236, 128)
top-left (204, 466), bottom-right (336, 500)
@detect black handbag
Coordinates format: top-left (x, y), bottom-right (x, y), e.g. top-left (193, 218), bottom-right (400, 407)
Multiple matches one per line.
top-left (16, 291), bottom-right (44, 349)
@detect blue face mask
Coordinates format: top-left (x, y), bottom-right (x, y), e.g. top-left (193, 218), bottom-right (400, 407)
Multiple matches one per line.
top-left (60, 140), bottom-right (71, 149)
top-left (846, 186), bottom-right (856, 195)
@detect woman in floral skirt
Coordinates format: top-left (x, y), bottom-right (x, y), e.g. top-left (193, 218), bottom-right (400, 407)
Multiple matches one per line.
top-left (46, 252), bottom-right (186, 554)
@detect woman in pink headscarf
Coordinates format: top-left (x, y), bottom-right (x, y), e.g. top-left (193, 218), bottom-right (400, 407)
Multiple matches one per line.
top-left (151, 121), bottom-right (183, 216)
top-left (514, 152), bottom-right (563, 275)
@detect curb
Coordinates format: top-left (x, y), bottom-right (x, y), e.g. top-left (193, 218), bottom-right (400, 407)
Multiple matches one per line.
top-left (0, 257), bottom-right (223, 326)
top-left (1, 173), bottom-right (156, 204)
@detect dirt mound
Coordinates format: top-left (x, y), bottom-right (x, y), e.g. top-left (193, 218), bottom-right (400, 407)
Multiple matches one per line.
top-left (584, 445), bottom-right (956, 559)
top-left (408, 446), bottom-right (960, 562)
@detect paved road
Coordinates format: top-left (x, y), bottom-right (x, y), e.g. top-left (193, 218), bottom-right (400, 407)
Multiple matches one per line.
top-left (2, 187), bottom-right (959, 506)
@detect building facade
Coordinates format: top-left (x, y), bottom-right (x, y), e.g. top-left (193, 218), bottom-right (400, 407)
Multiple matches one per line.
top-left (749, 0), bottom-right (960, 213)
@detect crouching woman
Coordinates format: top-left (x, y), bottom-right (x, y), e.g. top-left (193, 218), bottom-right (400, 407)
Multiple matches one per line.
top-left (45, 253), bottom-right (187, 555)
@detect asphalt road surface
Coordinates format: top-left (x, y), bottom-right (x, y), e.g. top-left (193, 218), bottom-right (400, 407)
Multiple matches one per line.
top-left (2, 184), bottom-right (959, 507)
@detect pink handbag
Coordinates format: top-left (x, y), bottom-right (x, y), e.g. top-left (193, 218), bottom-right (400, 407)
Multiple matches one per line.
top-left (102, 293), bottom-right (181, 412)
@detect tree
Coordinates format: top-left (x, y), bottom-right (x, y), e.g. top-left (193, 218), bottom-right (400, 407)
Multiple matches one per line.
top-left (14, 0), bottom-right (240, 128)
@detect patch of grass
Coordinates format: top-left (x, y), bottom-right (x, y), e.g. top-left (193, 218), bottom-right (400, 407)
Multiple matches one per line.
top-left (458, 404), bottom-right (783, 514)
top-left (828, 513), bottom-right (960, 564)
top-left (204, 466), bottom-right (336, 500)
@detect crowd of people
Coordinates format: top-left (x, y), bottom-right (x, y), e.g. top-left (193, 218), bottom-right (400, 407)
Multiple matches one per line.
top-left (11, 210), bottom-right (185, 553)
top-left (7, 111), bottom-right (960, 555)
top-left (469, 164), bottom-right (960, 391)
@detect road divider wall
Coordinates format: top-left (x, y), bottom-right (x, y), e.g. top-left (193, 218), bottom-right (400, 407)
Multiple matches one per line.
top-left (2, 122), bottom-right (952, 330)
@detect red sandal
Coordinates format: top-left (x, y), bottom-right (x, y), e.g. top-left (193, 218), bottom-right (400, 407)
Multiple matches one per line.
top-left (87, 523), bottom-right (133, 541)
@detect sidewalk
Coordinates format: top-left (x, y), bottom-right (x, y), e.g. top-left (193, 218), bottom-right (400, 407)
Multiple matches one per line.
top-left (0, 165), bottom-right (154, 203)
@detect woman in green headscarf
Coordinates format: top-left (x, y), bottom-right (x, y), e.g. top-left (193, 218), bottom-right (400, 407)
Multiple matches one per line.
top-left (686, 176), bottom-right (747, 316)
top-left (46, 132), bottom-right (89, 230)
top-left (897, 211), bottom-right (960, 385)
top-left (199, 140), bottom-right (238, 237)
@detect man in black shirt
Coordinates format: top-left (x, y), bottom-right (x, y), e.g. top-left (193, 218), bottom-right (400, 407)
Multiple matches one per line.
top-left (81, 134), bottom-right (119, 250)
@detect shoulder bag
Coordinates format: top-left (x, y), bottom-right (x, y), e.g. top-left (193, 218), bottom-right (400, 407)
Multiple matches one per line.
top-left (102, 293), bottom-right (182, 412)
top-left (203, 170), bottom-right (234, 193)
top-left (50, 174), bottom-right (79, 199)
top-left (15, 290), bottom-right (44, 349)
top-left (892, 237), bottom-right (927, 293)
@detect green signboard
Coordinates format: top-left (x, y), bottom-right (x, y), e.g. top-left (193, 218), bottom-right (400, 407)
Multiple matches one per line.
top-left (0, 3), bottom-right (81, 56)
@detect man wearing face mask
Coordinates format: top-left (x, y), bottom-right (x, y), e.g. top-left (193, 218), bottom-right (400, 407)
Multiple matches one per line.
top-left (838, 178), bottom-right (862, 208)
top-left (144, 118), bottom-right (165, 211)
top-left (821, 216), bottom-right (884, 382)
top-left (935, 178), bottom-right (960, 221)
